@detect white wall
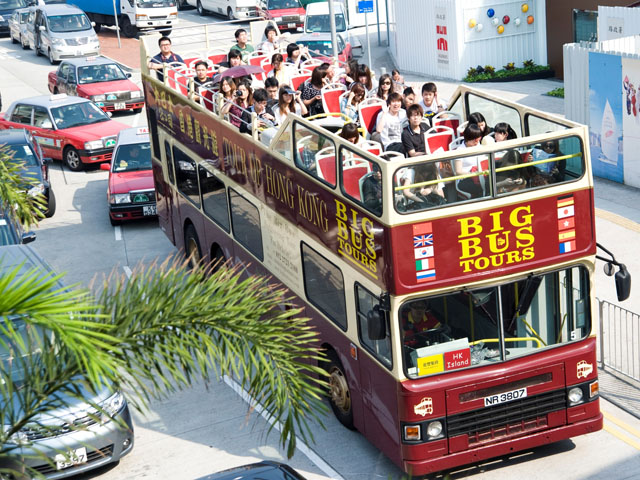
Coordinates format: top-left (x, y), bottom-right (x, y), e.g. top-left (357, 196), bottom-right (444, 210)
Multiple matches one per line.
top-left (598, 6), bottom-right (640, 42)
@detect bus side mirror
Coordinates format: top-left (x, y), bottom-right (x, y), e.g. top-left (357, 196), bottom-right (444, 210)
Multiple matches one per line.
top-left (367, 306), bottom-right (385, 341)
top-left (615, 264), bottom-right (631, 302)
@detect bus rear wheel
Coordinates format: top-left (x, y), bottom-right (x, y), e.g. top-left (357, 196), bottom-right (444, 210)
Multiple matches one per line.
top-left (326, 350), bottom-right (354, 430)
top-left (184, 224), bottom-right (202, 268)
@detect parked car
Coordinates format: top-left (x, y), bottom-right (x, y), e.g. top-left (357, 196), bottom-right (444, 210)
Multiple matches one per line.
top-left (295, 31), bottom-right (352, 63)
top-left (0, 94), bottom-right (129, 171)
top-left (0, 206), bottom-right (36, 246)
top-left (100, 127), bottom-right (156, 226)
top-left (0, 244), bottom-right (134, 478)
top-left (0, 0), bottom-right (28, 35)
top-left (26, 3), bottom-right (100, 65)
top-left (185, 0), bottom-right (262, 20)
top-left (9, 7), bottom-right (30, 48)
top-left (0, 128), bottom-right (56, 217)
top-left (47, 57), bottom-right (144, 113)
top-left (198, 461), bottom-right (308, 480)
top-left (260, 0), bottom-right (305, 31)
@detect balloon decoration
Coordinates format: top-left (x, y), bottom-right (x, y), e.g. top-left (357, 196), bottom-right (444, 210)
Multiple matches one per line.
top-left (514, 17), bottom-right (521, 26)
top-left (527, 15), bottom-right (534, 24)
top-left (497, 25), bottom-right (504, 34)
top-left (503, 15), bottom-right (510, 24)
top-left (469, 18), bottom-right (477, 29)
top-left (487, 8), bottom-right (495, 18)
top-left (492, 17), bottom-right (499, 26)
top-left (521, 3), bottom-right (529, 13)
top-left (476, 23), bottom-right (483, 32)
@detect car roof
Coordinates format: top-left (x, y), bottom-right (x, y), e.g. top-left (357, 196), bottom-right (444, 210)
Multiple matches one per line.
top-left (12, 94), bottom-right (89, 109)
top-left (0, 128), bottom-right (30, 144)
top-left (305, 1), bottom-right (345, 15)
top-left (116, 127), bottom-right (150, 146)
top-left (197, 461), bottom-right (308, 480)
top-left (297, 32), bottom-right (345, 42)
top-left (35, 3), bottom-right (85, 14)
top-left (0, 245), bottom-right (51, 280)
top-left (60, 56), bottom-right (117, 68)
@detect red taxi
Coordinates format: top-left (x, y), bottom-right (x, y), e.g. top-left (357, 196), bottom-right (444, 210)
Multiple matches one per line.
top-left (0, 94), bottom-right (129, 171)
top-left (261, 0), bottom-right (305, 31)
top-left (295, 32), bottom-right (352, 63)
top-left (47, 56), bottom-right (144, 114)
top-left (100, 127), bottom-right (156, 226)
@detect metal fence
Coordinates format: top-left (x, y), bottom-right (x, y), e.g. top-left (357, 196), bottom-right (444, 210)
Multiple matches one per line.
top-left (598, 298), bottom-right (640, 386)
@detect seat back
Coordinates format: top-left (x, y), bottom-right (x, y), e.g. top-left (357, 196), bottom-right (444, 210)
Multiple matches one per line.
top-left (249, 53), bottom-right (269, 81)
top-left (360, 139), bottom-right (382, 156)
top-left (359, 171), bottom-right (374, 201)
top-left (316, 153), bottom-right (336, 184)
top-left (432, 111), bottom-right (462, 135)
top-left (206, 49), bottom-right (228, 66)
top-left (342, 165), bottom-right (370, 200)
top-left (300, 58), bottom-right (322, 72)
top-left (448, 137), bottom-right (465, 150)
top-left (291, 72), bottom-right (311, 90)
top-left (321, 83), bottom-right (346, 114)
top-left (259, 57), bottom-right (275, 82)
top-left (425, 131), bottom-right (454, 155)
top-left (358, 98), bottom-right (386, 135)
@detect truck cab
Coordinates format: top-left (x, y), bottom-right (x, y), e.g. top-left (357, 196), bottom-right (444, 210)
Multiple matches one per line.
top-left (303, 1), bottom-right (361, 56)
top-left (261, 0), bottom-right (305, 32)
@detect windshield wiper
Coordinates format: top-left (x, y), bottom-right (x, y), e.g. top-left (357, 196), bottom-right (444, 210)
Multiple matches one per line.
top-left (507, 275), bottom-right (543, 331)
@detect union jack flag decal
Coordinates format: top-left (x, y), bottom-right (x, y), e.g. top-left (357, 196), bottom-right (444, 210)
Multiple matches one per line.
top-left (414, 234), bottom-right (433, 248)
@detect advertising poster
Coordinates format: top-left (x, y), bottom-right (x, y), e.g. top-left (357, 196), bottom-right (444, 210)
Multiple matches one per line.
top-left (621, 57), bottom-right (640, 188)
top-left (589, 52), bottom-right (624, 183)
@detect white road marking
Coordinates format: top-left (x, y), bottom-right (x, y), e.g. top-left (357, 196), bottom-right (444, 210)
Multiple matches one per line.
top-left (223, 375), bottom-right (344, 480)
top-left (123, 266), bottom-right (132, 278)
top-left (114, 225), bottom-right (122, 241)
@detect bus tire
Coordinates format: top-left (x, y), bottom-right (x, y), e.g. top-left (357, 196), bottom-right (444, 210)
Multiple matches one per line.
top-left (325, 350), bottom-right (355, 430)
top-left (184, 224), bottom-right (202, 268)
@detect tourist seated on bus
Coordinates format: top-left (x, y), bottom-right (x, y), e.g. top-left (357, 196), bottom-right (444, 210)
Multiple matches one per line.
top-left (321, 62), bottom-right (336, 85)
top-left (218, 49), bottom-right (243, 70)
top-left (260, 24), bottom-right (280, 55)
top-left (273, 86), bottom-right (307, 125)
top-left (267, 53), bottom-right (292, 88)
top-left (375, 73), bottom-right (393, 102)
top-left (338, 59), bottom-right (358, 89)
top-left (402, 87), bottom-right (416, 112)
top-left (418, 82), bottom-right (447, 117)
top-left (468, 112), bottom-right (494, 145)
top-left (300, 66), bottom-right (328, 117)
top-left (531, 139), bottom-right (565, 183)
top-left (239, 88), bottom-right (277, 132)
top-left (285, 43), bottom-right (310, 68)
top-left (148, 36), bottom-right (184, 82)
top-left (392, 69), bottom-right (405, 94)
top-left (495, 149), bottom-right (526, 194)
top-left (340, 82), bottom-right (366, 123)
top-left (362, 163), bottom-right (382, 215)
top-left (493, 122), bottom-right (518, 142)
top-left (376, 92), bottom-right (407, 154)
top-left (356, 64), bottom-right (373, 94)
top-left (399, 162), bottom-right (445, 210)
top-left (264, 77), bottom-right (279, 109)
top-left (338, 122), bottom-right (364, 147)
top-left (453, 124), bottom-right (484, 198)
top-left (401, 300), bottom-right (443, 348)
top-left (231, 28), bottom-right (254, 64)
top-left (402, 104), bottom-right (428, 157)
top-left (217, 77), bottom-right (236, 115)
top-left (228, 79), bottom-right (252, 129)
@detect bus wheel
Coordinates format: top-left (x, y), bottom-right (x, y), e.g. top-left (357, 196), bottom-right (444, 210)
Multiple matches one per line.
top-left (184, 225), bottom-right (202, 268)
top-left (210, 246), bottom-right (225, 273)
top-left (326, 351), bottom-right (354, 430)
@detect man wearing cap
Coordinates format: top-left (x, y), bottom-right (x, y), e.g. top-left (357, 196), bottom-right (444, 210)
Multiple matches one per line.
top-left (402, 301), bottom-right (442, 346)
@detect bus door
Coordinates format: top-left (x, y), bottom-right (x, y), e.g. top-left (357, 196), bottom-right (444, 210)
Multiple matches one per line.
top-left (158, 140), bottom-right (176, 244)
top-left (355, 286), bottom-right (401, 457)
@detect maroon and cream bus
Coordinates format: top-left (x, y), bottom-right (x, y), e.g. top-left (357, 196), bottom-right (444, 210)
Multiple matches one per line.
top-left (139, 27), bottom-right (630, 477)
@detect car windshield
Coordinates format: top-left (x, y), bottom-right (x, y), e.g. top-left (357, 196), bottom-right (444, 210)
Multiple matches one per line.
top-left (268, 0), bottom-right (300, 9)
top-left (299, 40), bottom-right (336, 56)
top-left (50, 102), bottom-right (109, 129)
top-left (78, 63), bottom-right (127, 84)
top-left (0, 318), bottom-right (47, 384)
top-left (306, 13), bottom-right (346, 32)
top-left (7, 144), bottom-right (39, 167)
top-left (0, 217), bottom-right (19, 246)
top-left (113, 143), bottom-right (152, 172)
top-left (0, 0), bottom-right (27, 9)
top-left (20, 11), bottom-right (28, 21)
top-left (47, 14), bottom-right (92, 33)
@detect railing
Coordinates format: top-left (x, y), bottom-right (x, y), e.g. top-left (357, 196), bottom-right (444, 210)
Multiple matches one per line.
top-left (598, 298), bottom-right (640, 386)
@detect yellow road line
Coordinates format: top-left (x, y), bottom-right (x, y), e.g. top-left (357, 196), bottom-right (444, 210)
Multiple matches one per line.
top-left (603, 411), bottom-right (640, 439)
top-left (595, 208), bottom-right (640, 233)
top-left (603, 414), bottom-right (640, 451)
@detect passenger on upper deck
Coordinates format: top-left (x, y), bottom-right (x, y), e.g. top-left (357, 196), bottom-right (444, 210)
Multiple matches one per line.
top-left (260, 25), bottom-right (280, 55)
top-left (392, 69), bottom-right (405, 94)
top-left (267, 53), bottom-right (292, 89)
top-left (362, 163), bottom-right (382, 215)
top-left (402, 104), bottom-right (428, 157)
top-left (338, 60), bottom-right (358, 89)
top-left (468, 112), bottom-right (494, 145)
top-left (320, 62), bottom-right (336, 85)
top-left (228, 80), bottom-right (252, 129)
top-left (493, 122), bottom-right (518, 142)
top-left (239, 88), bottom-right (277, 136)
top-left (264, 77), bottom-right (279, 109)
top-left (338, 122), bottom-right (364, 147)
top-left (400, 162), bottom-right (445, 208)
top-left (376, 92), bottom-right (407, 154)
top-left (218, 77), bottom-right (236, 116)
top-left (357, 64), bottom-right (373, 94)
top-left (219, 49), bottom-right (243, 70)
top-left (231, 28), bottom-right (254, 63)
top-left (300, 65), bottom-right (327, 116)
top-left (453, 124), bottom-right (485, 199)
top-left (340, 82), bottom-right (366, 123)
top-left (273, 86), bottom-right (307, 125)
top-left (285, 43), bottom-right (310, 68)
top-left (402, 87), bottom-right (416, 111)
top-left (192, 60), bottom-right (212, 104)
top-left (148, 36), bottom-right (184, 82)
top-left (375, 73), bottom-right (392, 102)
top-left (531, 139), bottom-right (565, 183)
top-left (418, 82), bottom-right (446, 117)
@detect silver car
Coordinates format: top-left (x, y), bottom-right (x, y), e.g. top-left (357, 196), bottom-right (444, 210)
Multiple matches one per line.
top-left (27, 3), bottom-right (100, 65)
top-left (0, 244), bottom-right (134, 478)
top-left (9, 7), bottom-right (30, 49)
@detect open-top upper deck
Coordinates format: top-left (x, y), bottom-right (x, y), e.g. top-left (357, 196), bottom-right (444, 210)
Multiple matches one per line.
top-left (140, 27), bottom-right (595, 297)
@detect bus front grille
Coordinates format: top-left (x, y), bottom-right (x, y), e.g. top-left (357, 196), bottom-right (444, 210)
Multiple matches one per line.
top-left (447, 389), bottom-right (567, 446)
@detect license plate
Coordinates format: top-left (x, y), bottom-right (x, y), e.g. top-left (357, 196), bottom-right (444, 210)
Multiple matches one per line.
top-left (114, 102), bottom-right (126, 110)
top-left (484, 387), bottom-right (527, 407)
top-left (143, 205), bottom-right (157, 216)
top-left (54, 447), bottom-right (87, 470)
top-left (288, 22), bottom-right (296, 28)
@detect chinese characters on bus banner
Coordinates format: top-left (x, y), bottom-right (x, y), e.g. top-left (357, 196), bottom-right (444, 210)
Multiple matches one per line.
top-left (457, 204), bottom-right (535, 274)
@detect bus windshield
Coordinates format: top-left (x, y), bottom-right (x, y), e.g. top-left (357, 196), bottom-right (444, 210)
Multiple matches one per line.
top-left (401, 266), bottom-right (590, 379)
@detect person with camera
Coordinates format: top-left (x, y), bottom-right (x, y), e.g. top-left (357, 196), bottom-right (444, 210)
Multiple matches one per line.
top-left (228, 80), bottom-right (252, 129)
top-left (239, 88), bottom-right (277, 133)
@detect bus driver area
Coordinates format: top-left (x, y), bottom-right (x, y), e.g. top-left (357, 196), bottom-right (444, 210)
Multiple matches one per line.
top-left (139, 25), bottom-right (632, 479)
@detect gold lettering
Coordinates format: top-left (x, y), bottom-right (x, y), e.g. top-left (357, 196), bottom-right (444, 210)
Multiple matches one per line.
top-left (458, 216), bottom-right (482, 238)
top-left (459, 237), bottom-right (482, 259)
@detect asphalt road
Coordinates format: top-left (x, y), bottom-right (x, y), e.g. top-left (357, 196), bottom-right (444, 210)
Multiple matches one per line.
top-left (1, 10), bottom-right (640, 479)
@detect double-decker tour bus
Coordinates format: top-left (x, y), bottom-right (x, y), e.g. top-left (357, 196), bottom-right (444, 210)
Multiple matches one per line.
top-left (139, 26), bottom-right (630, 477)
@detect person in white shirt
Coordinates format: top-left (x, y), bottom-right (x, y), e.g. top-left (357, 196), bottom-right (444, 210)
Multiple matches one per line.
top-left (453, 124), bottom-right (484, 198)
top-left (260, 25), bottom-right (279, 54)
top-left (375, 92), bottom-right (407, 154)
top-left (417, 82), bottom-right (447, 116)
top-left (273, 86), bottom-right (307, 125)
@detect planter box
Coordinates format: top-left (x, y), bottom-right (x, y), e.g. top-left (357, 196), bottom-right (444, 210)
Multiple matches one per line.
top-left (469, 69), bottom-right (555, 83)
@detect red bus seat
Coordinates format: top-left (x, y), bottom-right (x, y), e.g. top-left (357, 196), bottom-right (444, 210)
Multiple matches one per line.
top-left (342, 165), bottom-right (369, 200)
top-left (317, 155), bottom-right (336, 184)
top-left (291, 72), bottom-right (311, 90)
top-left (358, 98), bottom-right (386, 136)
top-left (321, 83), bottom-right (346, 114)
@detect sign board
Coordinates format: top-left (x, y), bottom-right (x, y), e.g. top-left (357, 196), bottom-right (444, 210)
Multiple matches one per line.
top-left (357, 0), bottom-right (373, 14)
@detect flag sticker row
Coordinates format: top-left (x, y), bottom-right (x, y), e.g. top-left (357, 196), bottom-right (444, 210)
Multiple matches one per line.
top-left (557, 195), bottom-right (576, 254)
top-left (412, 222), bottom-right (435, 282)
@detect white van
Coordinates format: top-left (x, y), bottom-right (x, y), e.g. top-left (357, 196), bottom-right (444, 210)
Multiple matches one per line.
top-left (303, 1), bottom-right (361, 55)
top-left (185, 0), bottom-right (264, 20)
top-left (27, 3), bottom-right (100, 64)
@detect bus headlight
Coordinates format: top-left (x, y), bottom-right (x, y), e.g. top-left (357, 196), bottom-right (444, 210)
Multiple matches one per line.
top-left (403, 425), bottom-right (420, 441)
top-left (426, 420), bottom-right (443, 438)
top-left (568, 387), bottom-right (584, 405)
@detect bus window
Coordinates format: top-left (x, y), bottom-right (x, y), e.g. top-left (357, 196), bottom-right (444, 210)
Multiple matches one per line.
top-left (164, 141), bottom-right (175, 185)
top-left (525, 113), bottom-right (567, 136)
top-left (173, 146), bottom-right (200, 208)
top-left (229, 189), bottom-right (263, 260)
top-left (271, 128), bottom-right (293, 162)
top-left (293, 122), bottom-right (336, 187)
top-left (356, 285), bottom-right (391, 368)
top-left (340, 147), bottom-right (382, 216)
top-left (467, 93), bottom-right (522, 138)
top-left (148, 108), bottom-right (161, 160)
top-left (199, 165), bottom-right (229, 232)
top-left (301, 243), bottom-right (347, 330)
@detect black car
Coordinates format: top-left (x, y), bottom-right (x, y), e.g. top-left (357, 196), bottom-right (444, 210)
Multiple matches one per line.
top-left (197, 461), bottom-right (308, 480)
top-left (0, 206), bottom-right (36, 246)
top-left (0, 128), bottom-right (56, 217)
